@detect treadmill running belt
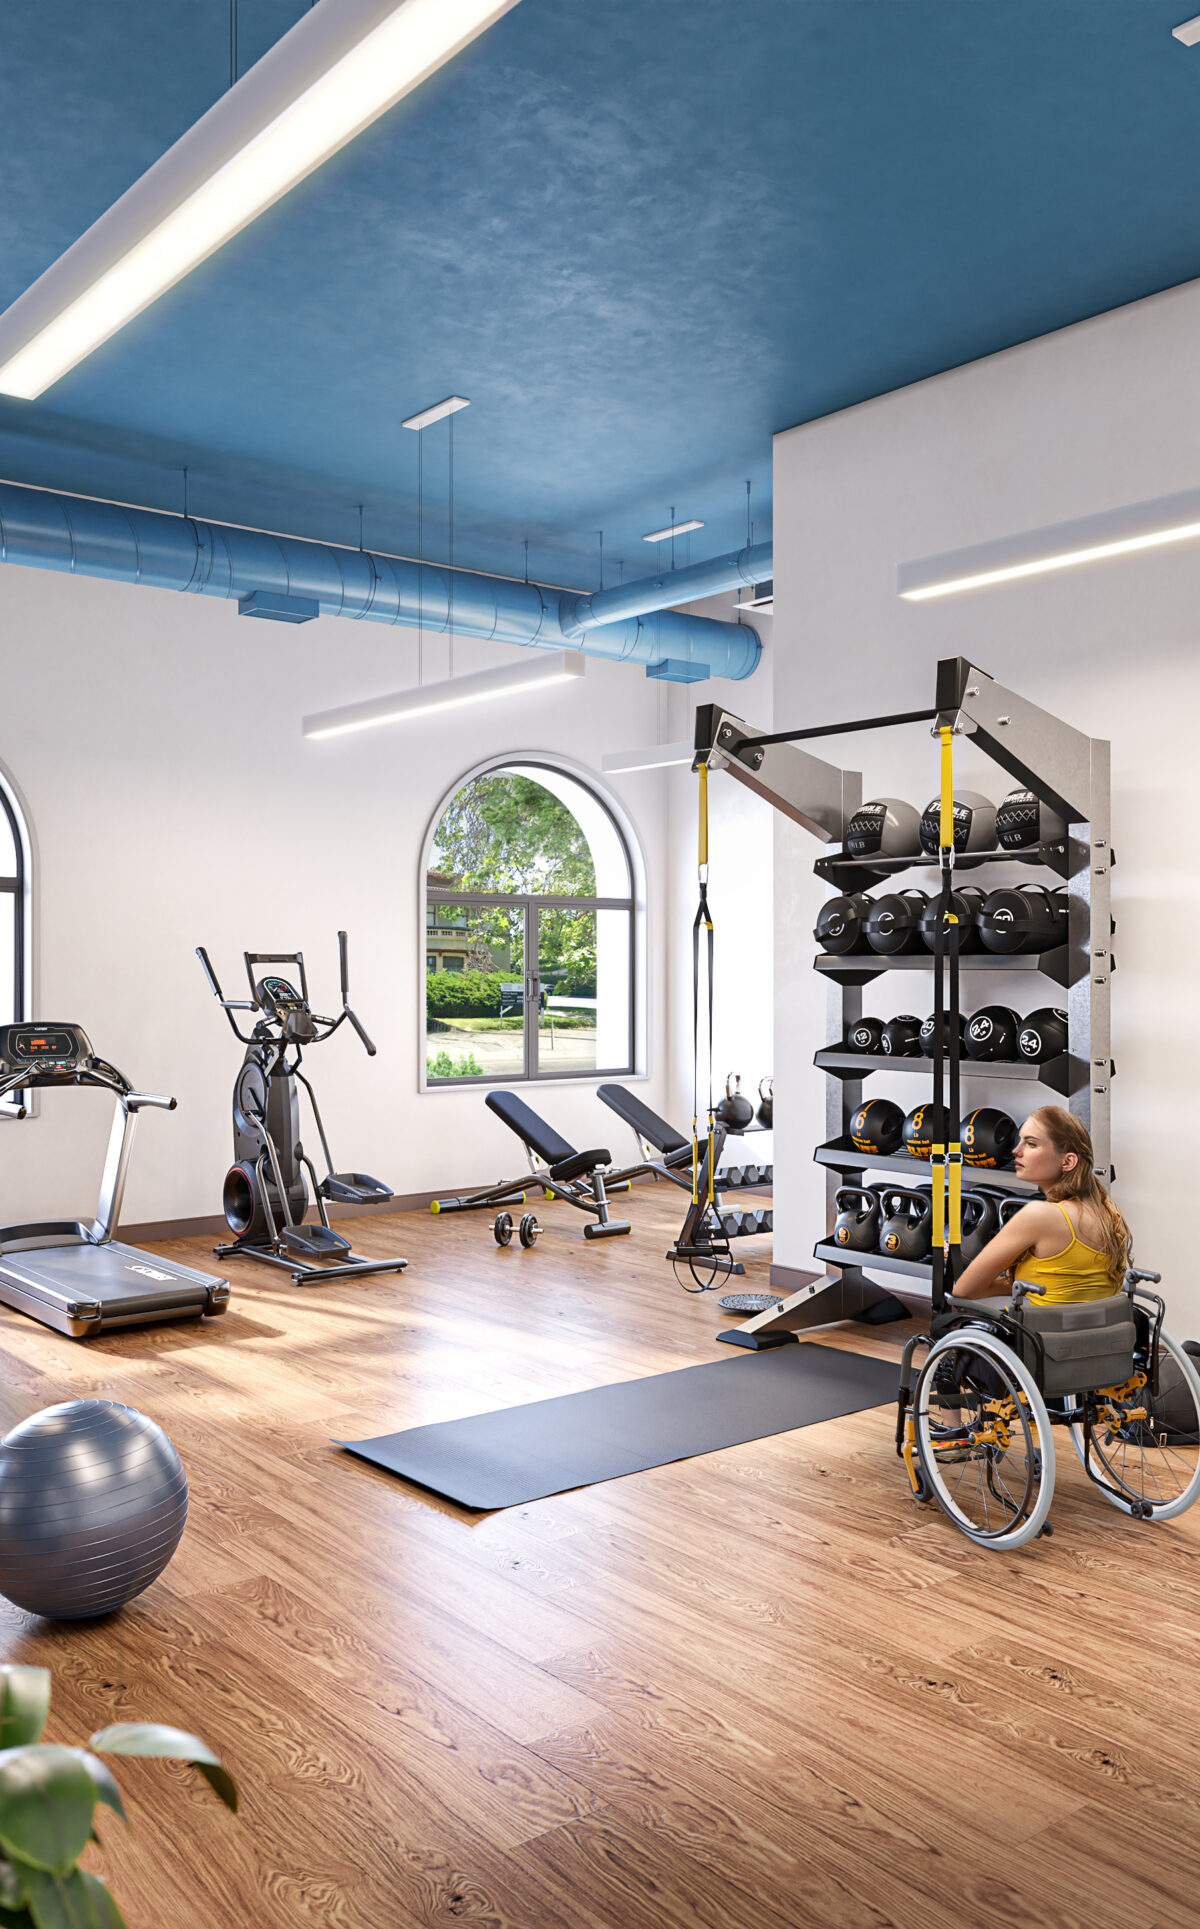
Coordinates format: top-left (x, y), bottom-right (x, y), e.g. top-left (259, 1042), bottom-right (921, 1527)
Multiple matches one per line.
top-left (337, 1343), bottom-right (899, 1510)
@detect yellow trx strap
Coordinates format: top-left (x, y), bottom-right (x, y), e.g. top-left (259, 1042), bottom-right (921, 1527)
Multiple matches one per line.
top-left (931, 725), bottom-right (962, 1255)
top-left (692, 763), bottom-right (715, 1208)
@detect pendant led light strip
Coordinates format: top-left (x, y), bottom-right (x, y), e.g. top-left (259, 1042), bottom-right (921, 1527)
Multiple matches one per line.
top-left (897, 485), bottom-right (1200, 602)
top-left (0, 0), bottom-right (520, 398)
top-left (302, 651), bottom-right (584, 741)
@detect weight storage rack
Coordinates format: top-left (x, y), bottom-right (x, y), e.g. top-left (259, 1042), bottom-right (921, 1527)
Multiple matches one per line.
top-left (693, 657), bottom-right (1113, 1349)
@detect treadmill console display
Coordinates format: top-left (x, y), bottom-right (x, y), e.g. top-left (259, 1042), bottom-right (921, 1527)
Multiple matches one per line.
top-left (0, 1024), bottom-right (91, 1075)
top-left (257, 977), bottom-right (309, 1020)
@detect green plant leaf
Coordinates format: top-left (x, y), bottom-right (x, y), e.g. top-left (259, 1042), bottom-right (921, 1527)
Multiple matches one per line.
top-left (0, 1751), bottom-right (95, 1875)
top-left (0, 1676), bottom-right (49, 1752)
top-left (0, 1859), bottom-right (25, 1910)
top-left (22, 1865), bottom-right (125, 1929)
top-left (89, 1729), bottom-right (237, 1814)
top-left (69, 1764), bottom-right (123, 1832)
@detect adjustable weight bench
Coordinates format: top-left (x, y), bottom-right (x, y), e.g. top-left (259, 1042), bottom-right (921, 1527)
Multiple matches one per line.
top-left (597, 1084), bottom-right (699, 1190)
top-left (431, 1090), bottom-right (632, 1239)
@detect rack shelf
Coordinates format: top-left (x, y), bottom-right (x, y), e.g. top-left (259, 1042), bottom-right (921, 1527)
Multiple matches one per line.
top-left (812, 1240), bottom-right (933, 1282)
top-left (813, 838), bottom-right (1086, 889)
top-left (814, 945), bottom-right (1082, 989)
top-left (813, 1048), bottom-right (1087, 1098)
top-left (814, 1136), bottom-right (1037, 1195)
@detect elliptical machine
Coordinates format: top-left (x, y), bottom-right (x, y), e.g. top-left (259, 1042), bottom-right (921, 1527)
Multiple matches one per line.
top-left (196, 934), bottom-right (406, 1283)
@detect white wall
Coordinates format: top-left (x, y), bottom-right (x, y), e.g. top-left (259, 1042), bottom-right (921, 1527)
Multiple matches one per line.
top-left (772, 274), bottom-right (1200, 1327)
top-left (0, 559), bottom-right (673, 1227)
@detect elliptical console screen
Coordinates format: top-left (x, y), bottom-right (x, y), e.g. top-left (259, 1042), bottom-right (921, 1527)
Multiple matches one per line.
top-left (0, 1025), bottom-right (86, 1070)
top-left (258, 976), bottom-right (308, 1017)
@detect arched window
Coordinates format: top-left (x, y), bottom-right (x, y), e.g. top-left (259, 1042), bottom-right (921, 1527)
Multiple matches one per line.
top-left (0, 771), bottom-right (30, 1113)
top-left (424, 762), bottom-right (635, 1085)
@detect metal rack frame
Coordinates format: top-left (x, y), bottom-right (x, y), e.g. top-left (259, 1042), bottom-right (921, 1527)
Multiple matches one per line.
top-left (694, 656), bottom-right (1112, 1348)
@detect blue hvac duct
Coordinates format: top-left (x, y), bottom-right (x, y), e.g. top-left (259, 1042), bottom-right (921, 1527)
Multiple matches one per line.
top-left (559, 540), bottom-right (772, 635)
top-left (0, 482), bottom-right (761, 682)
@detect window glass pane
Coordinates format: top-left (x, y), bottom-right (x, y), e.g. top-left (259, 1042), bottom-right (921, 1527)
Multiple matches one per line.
top-left (0, 894), bottom-right (14, 1027)
top-left (0, 802), bottom-right (16, 878)
top-left (426, 902), bottom-right (525, 1082)
top-left (537, 907), bottom-right (631, 1076)
top-left (429, 773), bottom-right (597, 896)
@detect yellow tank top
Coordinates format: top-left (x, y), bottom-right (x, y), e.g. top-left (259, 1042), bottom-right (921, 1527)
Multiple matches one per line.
top-left (1013, 1202), bottom-right (1116, 1304)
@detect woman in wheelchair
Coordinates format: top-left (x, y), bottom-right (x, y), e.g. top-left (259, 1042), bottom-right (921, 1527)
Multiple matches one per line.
top-left (897, 1107), bottom-right (1200, 1548)
top-left (952, 1106), bottom-right (1129, 1303)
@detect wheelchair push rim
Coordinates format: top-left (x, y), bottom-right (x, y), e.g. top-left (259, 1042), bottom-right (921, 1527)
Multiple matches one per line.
top-left (1066, 1325), bottom-right (1200, 1521)
top-left (915, 1328), bottom-right (1056, 1551)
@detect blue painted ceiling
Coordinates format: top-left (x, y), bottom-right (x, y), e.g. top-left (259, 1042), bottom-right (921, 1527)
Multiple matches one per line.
top-left (0, 0), bottom-right (1198, 586)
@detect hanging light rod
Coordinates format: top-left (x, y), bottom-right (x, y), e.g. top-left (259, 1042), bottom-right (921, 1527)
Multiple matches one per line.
top-left (643, 519), bottom-right (704, 543)
top-left (402, 395), bottom-right (470, 430)
top-left (0, 0), bottom-right (519, 399)
top-left (302, 650), bottom-right (584, 741)
top-left (897, 485), bottom-right (1200, 602)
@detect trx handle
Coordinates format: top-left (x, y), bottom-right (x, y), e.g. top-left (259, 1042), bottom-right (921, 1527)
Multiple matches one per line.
top-left (692, 764), bottom-right (715, 1209)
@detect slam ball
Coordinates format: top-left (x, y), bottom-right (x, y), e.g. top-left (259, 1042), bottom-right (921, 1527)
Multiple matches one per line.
top-left (0, 1401), bottom-right (188, 1620)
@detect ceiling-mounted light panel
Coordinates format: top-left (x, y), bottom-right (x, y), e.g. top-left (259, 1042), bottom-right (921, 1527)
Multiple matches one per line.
top-left (303, 650), bottom-right (584, 741)
top-left (1172, 13), bottom-right (1200, 45)
top-left (642, 520), bottom-right (704, 543)
top-left (402, 395), bottom-right (471, 430)
top-left (0, 0), bottom-right (520, 398)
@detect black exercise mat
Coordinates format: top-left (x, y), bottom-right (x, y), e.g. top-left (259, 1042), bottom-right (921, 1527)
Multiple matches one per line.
top-left (337, 1343), bottom-right (899, 1510)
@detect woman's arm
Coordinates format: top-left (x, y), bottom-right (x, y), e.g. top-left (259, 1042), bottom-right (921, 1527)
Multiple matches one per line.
top-left (950, 1201), bottom-right (1063, 1299)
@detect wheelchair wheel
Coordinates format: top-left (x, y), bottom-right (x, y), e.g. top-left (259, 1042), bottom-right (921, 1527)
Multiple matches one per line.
top-left (1066, 1326), bottom-right (1200, 1521)
top-left (914, 1328), bottom-right (1055, 1550)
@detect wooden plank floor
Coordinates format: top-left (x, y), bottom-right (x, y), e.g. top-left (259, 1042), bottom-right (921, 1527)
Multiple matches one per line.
top-left (0, 1187), bottom-right (1195, 1929)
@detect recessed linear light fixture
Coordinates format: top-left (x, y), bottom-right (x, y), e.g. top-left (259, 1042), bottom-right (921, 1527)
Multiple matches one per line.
top-left (303, 650), bottom-right (584, 740)
top-left (1173, 14), bottom-right (1200, 46)
top-left (897, 485), bottom-right (1200, 602)
top-left (601, 742), bottom-right (694, 774)
top-left (0, 0), bottom-right (519, 399)
top-left (402, 395), bottom-right (470, 430)
top-left (642, 519), bottom-right (704, 543)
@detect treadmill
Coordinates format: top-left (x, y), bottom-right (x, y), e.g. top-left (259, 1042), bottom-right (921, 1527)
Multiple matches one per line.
top-left (0, 1023), bottom-right (230, 1339)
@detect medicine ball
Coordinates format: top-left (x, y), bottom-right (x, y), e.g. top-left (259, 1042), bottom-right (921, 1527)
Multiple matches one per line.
top-left (920, 1012), bottom-right (966, 1057)
top-left (844, 798), bottom-right (922, 861)
top-left (960, 1190), bottom-right (1000, 1263)
top-left (1017, 1007), bottom-right (1069, 1063)
top-left (881, 1014), bottom-right (923, 1058)
top-left (878, 1189), bottom-right (933, 1260)
top-left (815, 893), bottom-right (873, 955)
top-left (902, 1103), bottom-right (935, 1162)
top-left (865, 889), bottom-right (928, 956)
top-left (918, 791), bottom-right (997, 860)
top-left (918, 886), bottom-right (985, 953)
top-left (977, 884), bottom-right (1064, 956)
top-left (964, 1005), bottom-right (1020, 1062)
top-left (845, 1017), bottom-right (884, 1054)
top-left (995, 787), bottom-right (1066, 851)
top-left (850, 1099), bottom-right (905, 1156)
top-left (961, 1108), bottom-right (1018, 1168)
top-left (831, 1187), bottom-right (881, 1252)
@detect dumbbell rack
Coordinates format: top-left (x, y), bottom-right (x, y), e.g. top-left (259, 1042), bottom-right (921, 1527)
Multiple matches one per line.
top-left (694, 657), bottom-right (1113, 1347)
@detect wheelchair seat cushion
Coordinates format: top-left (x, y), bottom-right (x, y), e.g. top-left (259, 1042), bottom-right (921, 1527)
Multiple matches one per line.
top-left (549, 1147), bottom-right (610, 1184)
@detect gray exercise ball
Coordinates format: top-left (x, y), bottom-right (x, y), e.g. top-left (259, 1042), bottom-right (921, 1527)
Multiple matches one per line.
top-left (0, 1400), bottom-right (188, 1619)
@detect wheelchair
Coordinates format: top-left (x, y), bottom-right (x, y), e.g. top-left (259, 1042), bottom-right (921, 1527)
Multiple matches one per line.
top-left (895, 1266), bottom-right (1200, 1550)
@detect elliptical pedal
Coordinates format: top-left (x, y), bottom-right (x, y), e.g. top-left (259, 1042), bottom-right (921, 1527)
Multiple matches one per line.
top-left (283, 1223), bottom-right (351, 1259)
top-left (320, 1171), bottom-right (393, 1205)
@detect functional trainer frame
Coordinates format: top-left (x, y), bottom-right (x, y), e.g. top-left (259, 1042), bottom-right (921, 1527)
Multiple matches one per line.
top-left (694, 656), bottom-right (1112, 1347)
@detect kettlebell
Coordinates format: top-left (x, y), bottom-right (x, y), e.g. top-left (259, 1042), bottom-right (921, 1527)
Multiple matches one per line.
top-left (865, 889), bottom-right (929, 956)
top-left (920, 1012), bottom-right (965, 1058)
top-left (1017, 1007), bottom-right (1068, 1063)
top-left (978, 884), bottom-right (1064, 956)
top-left (881, 1015), bottom-right (922, 1058)
top-left (878, 1188), bottom-right (934, 1261)
top-left (960, 1189), bottom-right (1000, 1263)
top-left (814, 893), bottom-right (873, 955)
top-left (918, 886), bottom-right (986, 954)
top-left (831, 1186), bottom-right (881, 1252)
top-left (756, 1077), bottom-right (773, 1128)
top-left (964, 1005), bottom-right (1020, 1062)
top-left (715, 1073), bottom-right (754, 1130)
top-left (846, 1017), bottom-right (885, 1054)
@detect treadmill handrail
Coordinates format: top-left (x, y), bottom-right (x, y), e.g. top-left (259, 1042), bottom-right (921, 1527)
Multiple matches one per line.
top-left (126, 1092), bottom-right (176, 1112)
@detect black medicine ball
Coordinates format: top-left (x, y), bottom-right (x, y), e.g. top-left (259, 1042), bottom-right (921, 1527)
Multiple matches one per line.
top-left (865, 890), bottom-right (928, 956)
top-left (964, 1005), bottom-right (1020, 1062)
top-left (920, 1012), bottom-right (966, 1057)
top-left (902, 1104), bottom-right (935, 1162)
top-left (881, 1015), bottom-right (923, 1057)
top-left (995, 787), bottom-right (1066, 851)
top-left (918, 791), bottom-right (996, 859)
top-left (918, 887), bottom-right (985, 953)
top-left (815, 893), bottom-right (873, 955)
top-left (846, 1017), bottom-right (884, 1054)
top-left (845, 798), bottom-right (922, 860)
top-left (961, 1108), bottom-right (1018, 1168)
top-left (1017, 1007), bottom-right (1069, 1062)
top-left (850, 1100), bottom-right (905, 1157)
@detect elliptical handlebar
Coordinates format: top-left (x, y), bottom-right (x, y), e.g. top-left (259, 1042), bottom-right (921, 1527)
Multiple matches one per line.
top-left (196, 947), bottom-right (259, 1043)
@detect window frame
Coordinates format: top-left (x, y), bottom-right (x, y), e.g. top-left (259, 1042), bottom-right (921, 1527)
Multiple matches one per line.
top-left (420, 759), bottom-right (640, 1091)
top-left (0, 768), bottom-right (32, 1118)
